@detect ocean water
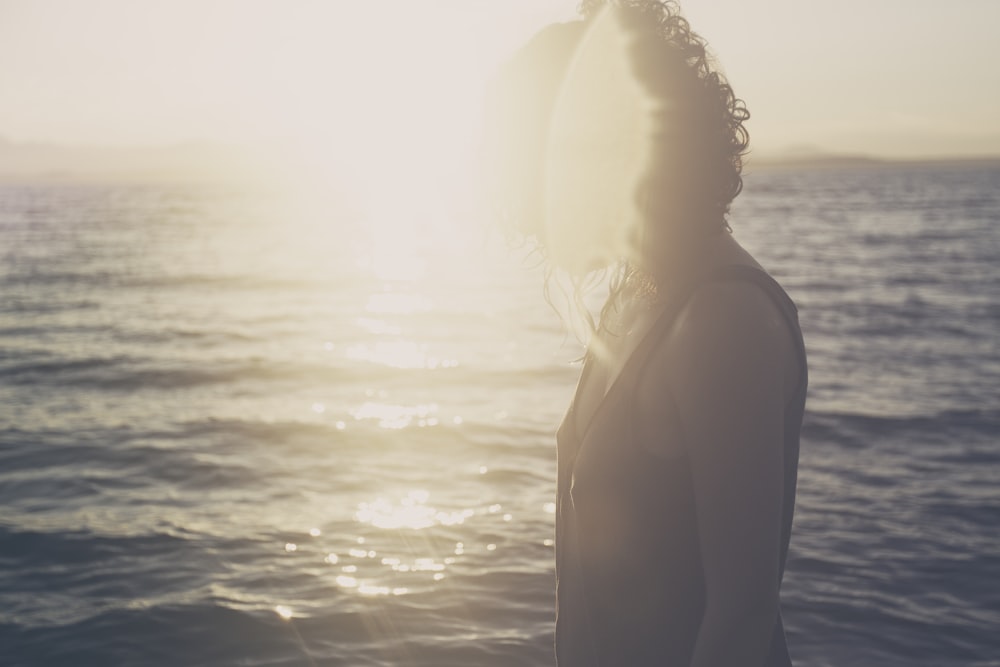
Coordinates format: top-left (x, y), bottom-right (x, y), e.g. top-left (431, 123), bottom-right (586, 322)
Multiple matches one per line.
top-left (1, 163), bottom-right (998, 666)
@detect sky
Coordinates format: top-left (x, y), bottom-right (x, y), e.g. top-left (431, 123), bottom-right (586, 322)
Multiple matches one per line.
top-left (1, 0), bottom-right (999, 163)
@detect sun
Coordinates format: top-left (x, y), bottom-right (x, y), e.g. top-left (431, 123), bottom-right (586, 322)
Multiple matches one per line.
top-left (236, 4), bottom-right (527, 289)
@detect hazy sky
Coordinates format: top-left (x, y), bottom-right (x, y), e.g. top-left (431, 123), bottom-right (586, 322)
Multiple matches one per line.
top-left (1, 0), bottom-right (999, 159)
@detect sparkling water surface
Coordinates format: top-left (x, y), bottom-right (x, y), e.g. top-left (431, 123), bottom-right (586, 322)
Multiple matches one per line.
top-left (1, 164), bottom-right (998, 666)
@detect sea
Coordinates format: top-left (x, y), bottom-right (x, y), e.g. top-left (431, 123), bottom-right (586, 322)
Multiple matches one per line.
top-left (1, 163), bottom-right (998, 666)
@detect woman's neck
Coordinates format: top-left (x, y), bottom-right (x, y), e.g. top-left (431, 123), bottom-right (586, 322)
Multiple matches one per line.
top-left (645, 228), bottom-right (746, 293)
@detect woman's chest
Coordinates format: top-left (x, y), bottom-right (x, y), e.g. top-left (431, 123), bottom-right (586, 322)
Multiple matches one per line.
top-left (566, 383), bottom-right (685, 495)
top-left (564, 324), bottom-right (688, 468)
top-left (558, 385), bottom-right (698, 575)
top-left (569, 301), bottom-right (659, 434)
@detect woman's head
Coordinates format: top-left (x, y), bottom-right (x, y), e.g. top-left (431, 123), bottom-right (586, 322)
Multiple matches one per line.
top-left (485, 0), bottom-right (749, 281)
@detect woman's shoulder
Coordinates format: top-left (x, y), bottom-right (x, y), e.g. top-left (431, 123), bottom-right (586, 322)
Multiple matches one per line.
top-left (676, 271), bottom-right (791, 341)
top-left (632, 264), bottom-right (799, 455)
top-left (676, 268), bottom-right (796, 391)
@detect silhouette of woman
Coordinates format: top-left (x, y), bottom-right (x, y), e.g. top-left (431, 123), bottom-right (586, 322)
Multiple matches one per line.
top-left (486, 2), bottom-right (808, 665)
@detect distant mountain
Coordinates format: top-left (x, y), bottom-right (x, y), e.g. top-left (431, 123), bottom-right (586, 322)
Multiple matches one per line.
top-left (749, 149), bottom-right (1000, 170)
top-left (0, 139), bottom-right (276, 184)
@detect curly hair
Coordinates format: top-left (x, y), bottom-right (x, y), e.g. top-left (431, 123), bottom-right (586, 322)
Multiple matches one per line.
top-left (582, 0), bottom-right (750, 228)
top-left (486, 0), bottom-right (750, 341)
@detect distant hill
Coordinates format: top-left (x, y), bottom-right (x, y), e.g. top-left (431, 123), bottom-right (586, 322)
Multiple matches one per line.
top-left (0, 138), bottom-right (277, 184)
top-left (748, 150), bottom-right (1000, 171)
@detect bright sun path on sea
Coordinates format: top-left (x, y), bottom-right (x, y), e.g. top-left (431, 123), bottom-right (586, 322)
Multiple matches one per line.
top-left (226, 9), bottom-right (571, 614)
top-left (184, 4), bottom-right (648, 619)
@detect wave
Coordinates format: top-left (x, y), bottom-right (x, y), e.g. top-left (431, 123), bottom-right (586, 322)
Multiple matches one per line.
top-left (0, 354), bottom-right (305, 391)
top-left (0, 604), bottom-right (300, 667)
top-left (0, 594), bottom-right (556, 667)
top-left (803, 408), bottom-right (1000, 443)
top-left (0, 353), bottom-right (570, 392)
top-left (0, 298), bottom-right (102, 315)
top-left (0, 525), bottom-right (189, 569)
top-left (0, 270), bottom-right (321, 293)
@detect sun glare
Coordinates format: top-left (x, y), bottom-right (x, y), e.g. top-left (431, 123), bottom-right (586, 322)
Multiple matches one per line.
top-left (234, 4), bottom-right (504, 273)
top-left (544, 7), bottom-right (659, 275)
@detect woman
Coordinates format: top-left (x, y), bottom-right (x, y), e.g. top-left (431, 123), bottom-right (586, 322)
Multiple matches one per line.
top-left (486, 1), bottom-right (808, 665)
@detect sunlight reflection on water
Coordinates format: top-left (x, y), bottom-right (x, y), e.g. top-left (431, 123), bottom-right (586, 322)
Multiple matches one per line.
top-left (365, 292), bottom-right (433, 314)
top-left (355, 490), bottom-right (474, 530)
top-left (350, 401), bottom-right (440, 429)
top-left (282, 485), bottom-right (565, 604)
top-left (0, 182), bottom-right (571, 661)
top-left (354, 317), bottom-right (402, 336)
top-left (345, 340), bottom-right (459, 370)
